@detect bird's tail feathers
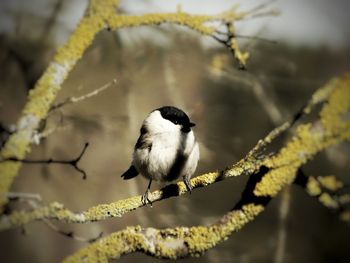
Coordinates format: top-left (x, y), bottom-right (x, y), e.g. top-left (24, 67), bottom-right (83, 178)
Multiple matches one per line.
top-left (121, 165), bottom-right (139, 180)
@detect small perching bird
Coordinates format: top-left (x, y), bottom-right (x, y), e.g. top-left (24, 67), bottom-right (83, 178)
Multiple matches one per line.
top-left (121, 106), bottom-right (200, 205)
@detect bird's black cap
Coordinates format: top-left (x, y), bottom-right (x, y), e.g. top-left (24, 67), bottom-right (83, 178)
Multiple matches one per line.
top-left (156, 106), bottom-right (195, 131)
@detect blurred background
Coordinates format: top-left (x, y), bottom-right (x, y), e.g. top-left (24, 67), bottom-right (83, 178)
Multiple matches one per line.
top-left (0, 0), bottom-right (350, 262)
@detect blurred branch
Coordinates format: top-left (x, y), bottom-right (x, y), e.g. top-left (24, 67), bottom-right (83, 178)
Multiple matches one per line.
top-left (39, 0), bottom-right (65, 42)
top-left (49, 79), bottom-right (118, 113)
top-left (63, 73), bottom-right (350, 261)
top-left (42, 218), bottom-right (103, 243)
top-left (294, 170), bottom-right (350, 221)
top-left (34, 79), bottom-right (117, 145)
top-left (0, 143), bottom-right (89, 180)
top-left (0, 119), bottom-right (291, 230)
top-left (0, 0), bottom-right (274, 209)
top-left (1, 73), bottom-right (349, 233)
top-left (212, 22), bottom-right (249, 69)
top-left (274, 187), bottom-right (290, 263)
top-left (6, 192), bottom-right (42, 203)
top-left (6, 192), bottom-right (103, 242)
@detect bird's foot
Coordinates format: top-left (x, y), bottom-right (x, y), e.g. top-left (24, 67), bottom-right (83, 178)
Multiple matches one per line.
top-left (183, 177), bottom-right (192, 194)
top-left (141, 189), bottom-right (153, 207)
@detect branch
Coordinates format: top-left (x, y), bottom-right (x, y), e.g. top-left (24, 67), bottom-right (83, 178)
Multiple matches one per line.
top-left (6, 192), bottom-right (103, 242)
top-left (32, 79), bottom-right (117, 146)
top-left (63, 204), bottom-right (263, 262)
top-left (42, 218), bottom-right (103, 243)
top-left (294, 170), bottom-right (350, 220)
top-left (63, 72), bottom-right (350, 261)
top-left (6, 192), bottom-right (42, 203)
top-left (0, 120), bottom-right (289, 230)
top-left (0, 0), bottom-right (275, 210)
top-left (1, 73), bottom-right (349, 232)
top-left (1, 143), bottom-right (89, 179)
top-left (39, 0), bottom-right (65, 42)
top-left (49, 79), bottom-right (117, 113)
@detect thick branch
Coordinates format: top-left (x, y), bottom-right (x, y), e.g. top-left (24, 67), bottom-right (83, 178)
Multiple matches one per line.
top-left (63, 204), bottom-right (263, 262)
top-left (63, 73), bottom-right (350, 261)
top-left (0, 0), bottom-right (274, 210)
top-left (0, 119), bottom-right (289, 230)
top-left (1, 73), bottom-right (349, 232)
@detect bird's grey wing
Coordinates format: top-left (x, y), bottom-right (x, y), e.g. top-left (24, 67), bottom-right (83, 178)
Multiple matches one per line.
top-left (122, 126), bottom-right (152, 180)
top-left (121, 165), bottom-right (139, 180)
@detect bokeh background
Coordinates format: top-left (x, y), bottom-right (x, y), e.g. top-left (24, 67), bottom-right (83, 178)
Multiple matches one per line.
top-left (0, 0), bottom-right (350, 262)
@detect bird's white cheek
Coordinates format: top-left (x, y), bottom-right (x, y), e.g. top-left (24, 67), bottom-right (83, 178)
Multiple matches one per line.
top-left (144, 111), bottom-right (179, 134)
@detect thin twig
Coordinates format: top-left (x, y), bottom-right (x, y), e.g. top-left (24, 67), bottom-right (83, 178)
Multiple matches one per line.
top-left (39, 0), bottom-right (65, 42)
top-left (5, 192), bottom-right (42, 203)
top-left (246, 0), bottom-right (277, 15)
top-left (21, 195), bottom-right (104, 243)
top-left (32, 123), bottom-right (69, 145)
top-left (1, 143), bottom-right (89, 179)
top-left (49, 79), bottom-right (118, 112)
top-left (42, 218), bottom-right (103, 243)
top-left (215, 30), bottom-right (277, 44)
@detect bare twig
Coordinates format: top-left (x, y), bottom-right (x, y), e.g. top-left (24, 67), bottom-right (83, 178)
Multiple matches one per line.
top-left (245, 0), bottom-right (277, 15)
top-left (49, 79), bottom-right (118, 113)
top-left (5, 192), bottom-right (42, 203)
top-left (39, 0), bottom-right (65, 42)
top-left (274, 187), bottom-right (290, 263)
top-left (1, 143), bottom-right (89, 179)
top-left (42, 218), bottom-right (103, 243)
top-left (215, 30), bottom-right (277, 44)
top-left (32, 123), bottom-right (69, 145)
top-left (12, 193), bottom-right (103, 242)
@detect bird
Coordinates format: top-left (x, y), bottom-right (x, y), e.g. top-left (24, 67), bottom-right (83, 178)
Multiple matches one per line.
top-left (121, 106), bottom-right (200, 205)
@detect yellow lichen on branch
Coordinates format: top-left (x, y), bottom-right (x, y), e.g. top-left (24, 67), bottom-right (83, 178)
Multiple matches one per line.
top-left (0, 0), bottom-right (119, 208)
top-left (0, 0), bottom-right (259, 209)
top-left (255, 73), bottom-right (350, 197)
top-left (1, 72), bottom-right (348, 261)
top-left (63, 204), bottom-right (264, 262)
top-left (1, 73), bottom-right (349, 231)
top-left (62, 72), bottom-right (350, 261)
top-left (297, 173), bottom-right (349, 219)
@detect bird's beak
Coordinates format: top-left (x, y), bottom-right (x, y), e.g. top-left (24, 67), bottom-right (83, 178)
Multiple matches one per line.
top-left (189, 122), bottom-right (196, 127)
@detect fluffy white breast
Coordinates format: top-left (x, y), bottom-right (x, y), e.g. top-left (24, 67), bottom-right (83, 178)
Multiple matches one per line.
top-left (133, 110), bottom-right (199, 182)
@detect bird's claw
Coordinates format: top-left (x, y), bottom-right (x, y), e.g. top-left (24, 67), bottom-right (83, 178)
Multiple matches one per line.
top-left (141, 189), bottom-right (153, 207)
top-left (183, 177), bottom-right (192, 194)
